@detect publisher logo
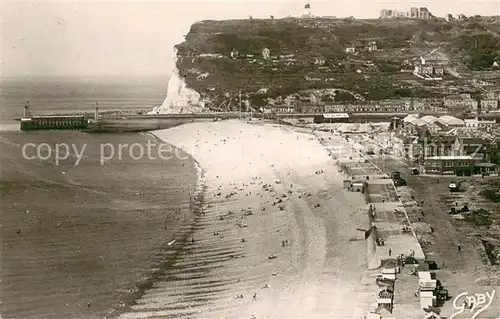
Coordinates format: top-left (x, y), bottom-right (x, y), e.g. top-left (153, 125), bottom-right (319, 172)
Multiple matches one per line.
top-left (449, 289), bottom-right (496, 319)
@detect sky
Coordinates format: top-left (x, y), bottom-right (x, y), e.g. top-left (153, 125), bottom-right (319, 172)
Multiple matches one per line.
top-left (2, 0), bottom-right (499, 78)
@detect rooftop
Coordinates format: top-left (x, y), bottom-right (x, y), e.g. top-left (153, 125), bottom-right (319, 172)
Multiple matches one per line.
top-left (438, 115), bottom-right (465, 126)
top-left (403, 115), bottom-right (427, 126)
top-left (420, 115), bottom-right (439, 124)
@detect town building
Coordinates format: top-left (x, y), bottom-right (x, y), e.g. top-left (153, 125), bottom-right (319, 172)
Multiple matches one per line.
top-left (445, 14), bottom-right (453, 22)
top-left (263, 104), bottom-right (295, 113)
top-left (313, 113), bottom-right (350, 123)
top-left (457, 14), bottom-right (468, 21)
top-left (455, 136), bottom-right (500, 162)
top-left (486, 92), bottom-right (499, 100)
top-left (464, 119), bottom-right (497, 131)
top-left (345, 46), bottom-right (356, 54)
top-left (261, 48), bottom-right (270, 60)
top-left (480, 98), bottom-right (499, 113)
top-left (418, 7), bottom-right (432, 19)
top-left (413, 57), bottom-right (444, 78)
top-left (424, 155), bottom-right (478, 175)
top-left (230, 49), bottom-right (239, 59)
top-left (367, 41), bottom-right (378, 52)
top-left (379, 9), bottom-right (406, 19)
top-left (444, 95), bottom-right (478, 112)
top-left (392, 133), bottom-right (419, 160)
top-left (410, 7), bottom-right (419, 18)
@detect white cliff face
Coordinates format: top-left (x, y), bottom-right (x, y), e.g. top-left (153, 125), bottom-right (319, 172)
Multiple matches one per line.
top-left (148, 49), bottom-right (205, 114)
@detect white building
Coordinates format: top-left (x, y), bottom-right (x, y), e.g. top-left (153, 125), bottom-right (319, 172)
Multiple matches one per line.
top-left (345, 46), bottom-right (356, 54)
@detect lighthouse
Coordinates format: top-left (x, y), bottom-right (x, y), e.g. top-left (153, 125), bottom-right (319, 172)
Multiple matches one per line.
top-left (23, 101), bottom-right (30, 118)
top-left (94, 102), bottom-right (99, 120)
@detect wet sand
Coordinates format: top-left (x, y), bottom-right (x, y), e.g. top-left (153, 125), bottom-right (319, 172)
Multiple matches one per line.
top-left (119, 120), bottom-right (370, 318)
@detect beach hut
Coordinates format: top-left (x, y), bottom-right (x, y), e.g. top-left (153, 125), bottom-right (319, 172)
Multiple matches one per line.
top-left (343, 180), bottom-right (352, 188)
top-left (382, 268), bottom-right (397, 280)
top-left (418, 271), bottom-right (437, 290)
top-left (366, 312), bottom-right (381, 319)
top-left (420, 290), bottom-right (436, 309)
top-left (349, 181), bottom-right (364, 192)
top-left (424, 308), bottom-right (442, 319)
top-left (378, 286), bottom-right (394, 299)
top-left (374, 302), bottom-right (393, 314)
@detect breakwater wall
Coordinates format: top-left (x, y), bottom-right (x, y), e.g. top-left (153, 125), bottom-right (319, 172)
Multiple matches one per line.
top-left (20, 115), bottom-right (90, 131)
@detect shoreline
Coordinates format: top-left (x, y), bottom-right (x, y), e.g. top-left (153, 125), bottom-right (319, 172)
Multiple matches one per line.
top-left (116, 119), bottom-right (370, 318)
top-left (106, 136), bottom-right (206, 319)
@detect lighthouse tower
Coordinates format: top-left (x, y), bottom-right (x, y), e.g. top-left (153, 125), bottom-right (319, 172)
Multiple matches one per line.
top-left (94, 102), bottom-right (99, 120)
top-left (23, 101), bottom-right (30, 118)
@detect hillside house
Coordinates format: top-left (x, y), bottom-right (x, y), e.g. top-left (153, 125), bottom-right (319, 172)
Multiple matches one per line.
top-left (345, 46), bottom-right (356, 54)
top-left (380, 9), bottom-right (406, 19)
top-left (230, 49), bottom-right (239, 59)
top-left (457, 14), bottom-right (468, 21)
top-left (445, 14), bottom-right (453, 22)
top-left (262, 48), bottom-right (270, 60)
top-left (410, 7), bottom-right (419, 18)
top-left (414, 57), bottom-right (444, 77)
top-left (418, 7), bottom-right (432, 19)
top-left (367, 41), bottom-right (378, 52)
top-left (314, 57), bottom-right (326, 65)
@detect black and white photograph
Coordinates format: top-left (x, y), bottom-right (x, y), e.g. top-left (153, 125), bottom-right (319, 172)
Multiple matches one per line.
top-left (1, 1), bottom-right (500, 318)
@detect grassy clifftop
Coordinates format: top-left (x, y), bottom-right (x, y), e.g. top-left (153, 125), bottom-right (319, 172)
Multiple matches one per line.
top-left (174, 17), bottom-right (500, 110)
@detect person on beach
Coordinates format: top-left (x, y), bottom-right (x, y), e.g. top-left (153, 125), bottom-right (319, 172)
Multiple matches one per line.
top-left (253, 293), bottom-right (258, 300)
top-left (389, 248), bottom-right (392, 256)
top-left (458, 244), bottom-right (461, 252)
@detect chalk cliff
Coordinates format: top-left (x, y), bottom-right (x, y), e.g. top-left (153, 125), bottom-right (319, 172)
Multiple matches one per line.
top-left (152, 17), bottom-right (500, 113)
top-left (148, 49), bottom-right (205, 114)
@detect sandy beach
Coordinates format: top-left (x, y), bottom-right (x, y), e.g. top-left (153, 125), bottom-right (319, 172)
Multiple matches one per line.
top-left (118, 120), bottom-right (370, 318)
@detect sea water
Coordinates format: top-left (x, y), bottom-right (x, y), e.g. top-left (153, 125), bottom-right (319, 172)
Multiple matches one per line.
top-left (0, 77), bottom-right (199, 318)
